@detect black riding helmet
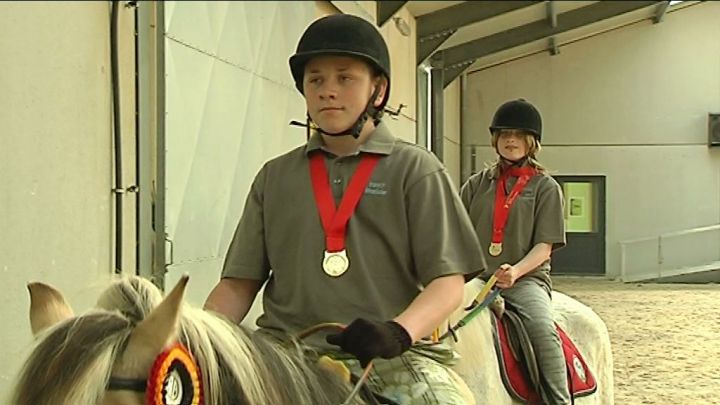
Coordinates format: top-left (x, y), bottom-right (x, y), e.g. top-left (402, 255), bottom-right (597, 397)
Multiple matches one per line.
top-left (289, 14), bottom-right (391, 138)
top-left (489, 99), bottom-right (542, 142)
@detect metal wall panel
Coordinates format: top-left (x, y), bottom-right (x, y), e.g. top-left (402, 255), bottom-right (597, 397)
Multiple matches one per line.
top-left (162, 1), bottom-right (316, 304)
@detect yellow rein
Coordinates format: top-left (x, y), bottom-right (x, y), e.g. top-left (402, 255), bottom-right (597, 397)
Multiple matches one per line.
top-left (432, 275), bottom-right (498, 342)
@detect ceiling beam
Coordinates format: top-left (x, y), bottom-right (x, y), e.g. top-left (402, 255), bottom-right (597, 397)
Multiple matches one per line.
top-left (418, 31), bottom-right (456, 65)
top-left (417, 0), bottom-right (539, 38)
top-left (377, 1), bottom-right (408, 27)
top-left (416, 0), bottom-right (539, 64)
top-left (653, 1), bottom-right (670, 23)
top-left (439, 0), bottom-right (660, 86)
top-left (444, 62), bottom-right (475, 89)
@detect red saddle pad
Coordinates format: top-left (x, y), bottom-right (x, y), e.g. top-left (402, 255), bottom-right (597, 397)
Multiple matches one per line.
top-left (492, 314), bottom-right (597, 404)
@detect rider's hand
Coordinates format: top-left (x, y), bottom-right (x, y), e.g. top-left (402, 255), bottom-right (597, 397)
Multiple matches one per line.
top-left (494, 263), bottom-right (520, 289)
top-left (326, 318), bottom-right (412, 367)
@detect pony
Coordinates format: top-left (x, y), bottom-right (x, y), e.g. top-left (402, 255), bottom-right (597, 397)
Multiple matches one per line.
top-left (447, 278), bottom-right (615, 404)
top-left (12, 275), bottom-right (612, 405)
top-left (12, 275), bottom-right (360, 405)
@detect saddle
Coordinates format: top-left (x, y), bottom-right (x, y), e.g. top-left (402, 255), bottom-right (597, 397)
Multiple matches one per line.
top-left (491, 307), bottom-right (597, 404)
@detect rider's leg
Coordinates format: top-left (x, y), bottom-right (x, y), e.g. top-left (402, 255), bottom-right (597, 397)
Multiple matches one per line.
top-left (503, 278), bottom-right (571, 405)
top-left (338, 344), bottom-right (473, 405)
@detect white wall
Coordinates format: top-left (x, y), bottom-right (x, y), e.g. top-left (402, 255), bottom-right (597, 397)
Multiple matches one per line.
top-left (462, 2), bottom-right (720, 279)
top-left (0, 1), bottom-right (133, 400)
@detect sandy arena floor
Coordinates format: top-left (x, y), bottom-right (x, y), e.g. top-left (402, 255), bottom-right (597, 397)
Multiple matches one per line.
top-left (553, 277), bottom-right (720, 405)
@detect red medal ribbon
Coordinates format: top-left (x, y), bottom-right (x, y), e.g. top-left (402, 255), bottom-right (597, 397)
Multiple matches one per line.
top-left (491, 166), bottom-right (537, 247)
top-left (309, 153), bottom-right (381, 252)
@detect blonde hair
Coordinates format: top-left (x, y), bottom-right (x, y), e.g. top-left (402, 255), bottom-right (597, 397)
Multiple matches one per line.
top-left (488, 130), bottom-right (547, 178)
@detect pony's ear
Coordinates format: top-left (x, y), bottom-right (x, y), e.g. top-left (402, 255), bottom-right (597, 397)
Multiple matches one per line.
top-left (27, 282), bottom-right (75, 336)
top-left (126, 275), bottom-right (189, 358)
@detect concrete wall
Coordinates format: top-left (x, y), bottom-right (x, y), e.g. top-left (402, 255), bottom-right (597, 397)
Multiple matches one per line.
top-left (443, 79), bottom-right (462, 187)
top-left (461, 2), bottom-right (720, 279)
top-left (380, 6), bottom-right (418, 144)
top-left (0, 1), bottom-right (136, 400)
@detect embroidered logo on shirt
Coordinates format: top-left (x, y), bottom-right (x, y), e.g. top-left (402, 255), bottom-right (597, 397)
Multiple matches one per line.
top-left (365, 182), bottom-right (387, 195)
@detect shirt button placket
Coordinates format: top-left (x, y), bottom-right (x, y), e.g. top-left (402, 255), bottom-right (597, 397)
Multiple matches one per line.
top-left (331, 160), bottom-right (343, 197)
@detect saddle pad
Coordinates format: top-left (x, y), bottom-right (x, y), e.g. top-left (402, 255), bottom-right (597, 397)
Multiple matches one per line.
top-left (491, 314), bottom-right (597, 403)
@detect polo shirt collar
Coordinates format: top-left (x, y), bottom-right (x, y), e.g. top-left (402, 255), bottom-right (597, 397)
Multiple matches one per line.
top-left (305, 121), bottom-right (396, 156)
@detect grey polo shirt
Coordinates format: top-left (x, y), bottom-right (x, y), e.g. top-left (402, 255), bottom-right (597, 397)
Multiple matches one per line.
top-left (460, 167), bottom-right (566, 289)
top-left (222, 122), bottom-right (485, 348)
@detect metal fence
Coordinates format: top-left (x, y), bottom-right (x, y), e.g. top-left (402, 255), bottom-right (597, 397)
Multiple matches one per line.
top-left (619, 224), bottom-right (720, 282)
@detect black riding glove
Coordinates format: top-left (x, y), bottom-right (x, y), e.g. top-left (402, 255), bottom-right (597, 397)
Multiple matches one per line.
top-left (326, 318), bottom-right (412, 367)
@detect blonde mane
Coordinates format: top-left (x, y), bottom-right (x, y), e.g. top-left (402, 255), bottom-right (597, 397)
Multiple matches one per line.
top-left (13, 276), bottom-right (353, 405)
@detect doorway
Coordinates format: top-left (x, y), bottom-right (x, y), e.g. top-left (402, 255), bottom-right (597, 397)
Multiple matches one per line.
top-left (551, 176), bottom-right (606, 275)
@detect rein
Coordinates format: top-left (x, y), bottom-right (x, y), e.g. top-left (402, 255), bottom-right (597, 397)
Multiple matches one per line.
top-left (440, 275), bottom-right (500, 342)
top-left (107, 279), bottom-right (499, 401)
top-left (295, 322), bottom-right (376, 405)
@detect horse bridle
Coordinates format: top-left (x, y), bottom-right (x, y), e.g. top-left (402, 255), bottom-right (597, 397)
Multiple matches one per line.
top-left (106, 342), bottom-right (202, 405)
top-left (107, 377), bottom-right (147, 392)
top-left (106, 327), bottom-right (387, 404)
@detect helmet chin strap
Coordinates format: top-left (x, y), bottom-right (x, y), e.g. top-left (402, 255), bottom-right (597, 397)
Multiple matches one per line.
top-left (314, 110), bottom-right (368, 139)
top-left (290, 86), bottom-right (382, 139)
top-left (500, 155), bottom-right (529, 167)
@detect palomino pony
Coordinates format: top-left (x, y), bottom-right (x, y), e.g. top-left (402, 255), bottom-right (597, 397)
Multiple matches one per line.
top-left (13, 275), bottom-right (361, 405)
top-left (448, 278), bottom-right (615, 404)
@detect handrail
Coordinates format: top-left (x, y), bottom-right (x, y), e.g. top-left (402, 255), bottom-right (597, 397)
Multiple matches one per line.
top-left (619, 224), bottom-right (720, 245)
top-left (619, 223), bottom-right (720, 282)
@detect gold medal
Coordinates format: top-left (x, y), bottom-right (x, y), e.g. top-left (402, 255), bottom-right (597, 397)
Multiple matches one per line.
top-left (489, 242), bottom-right (503, 257)
top-left (322, 250), bottom-right (349, 277)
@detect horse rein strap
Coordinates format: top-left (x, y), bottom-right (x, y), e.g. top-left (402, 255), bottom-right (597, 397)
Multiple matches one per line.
top-left (296, 322), bottom-right (377, 405)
